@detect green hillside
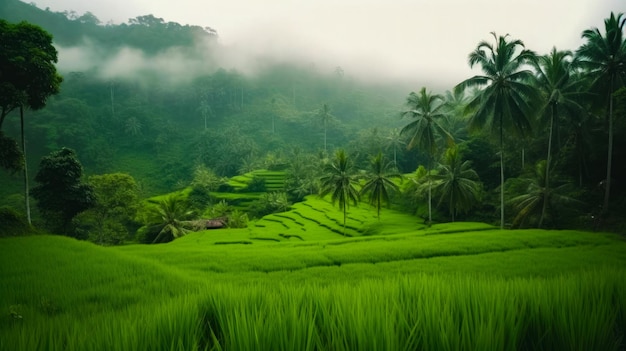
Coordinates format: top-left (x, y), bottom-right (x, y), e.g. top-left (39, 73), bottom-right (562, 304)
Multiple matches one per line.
top-left (2, 196), bottom-right (626, 350)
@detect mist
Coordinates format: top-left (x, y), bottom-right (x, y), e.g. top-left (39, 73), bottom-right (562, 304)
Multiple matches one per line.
top-left (46, 0), bottom-right (625, 90)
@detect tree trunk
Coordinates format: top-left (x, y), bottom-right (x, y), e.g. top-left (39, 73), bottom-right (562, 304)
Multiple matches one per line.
top-left (323, 120), bottom-right (327, 152)
top-left (602, 75), bottom-right (614, 215)
top-left (539, 104), bottom-right (555, 229)
top-left (20, 106), bottom-right (31, 225)
top-left (427, 156), bottom-right (432, 226)
top-left (342, 204), bottom-right (347, 235)
top-left (499, 116), bottom-right (505, 230)
top-left (110, 81), bottom-right (115, 118)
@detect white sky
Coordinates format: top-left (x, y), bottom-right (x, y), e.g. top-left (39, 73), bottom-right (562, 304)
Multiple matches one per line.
top-left (27, 0), bottom-right (626, 89)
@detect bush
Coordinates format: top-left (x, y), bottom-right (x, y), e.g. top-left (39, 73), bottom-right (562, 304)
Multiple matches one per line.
top-left (0, 206), bottom-right (31, 237)
top-left (244, 176), bottom-right (266, 192)
top-left (248, 192), bottom-right (291, 218)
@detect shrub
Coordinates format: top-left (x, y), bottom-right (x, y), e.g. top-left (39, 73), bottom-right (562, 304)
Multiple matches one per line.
top-left (243, 176), bottom-right (266, 192)
top-left (0, 206), bottom-right (31, 237)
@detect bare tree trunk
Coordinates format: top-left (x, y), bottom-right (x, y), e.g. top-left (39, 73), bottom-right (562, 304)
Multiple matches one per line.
top-left (20, 106), bottom-right (31, 225)
top-left (499, 116), bottom-right (505, 230)
top-left (602, 75), bottom-right (614, 215)
top-left (110, 81), bottom-right (115, 118)
top-left (427, 157), bottom-right (433, 226)
top-left (539, 105), bottom-right (555, 228)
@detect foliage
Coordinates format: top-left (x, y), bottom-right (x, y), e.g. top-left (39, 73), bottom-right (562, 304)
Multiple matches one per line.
top-left (74, 173), bottom-right (140, 245)
top-left (243, 176), bottom-right (267, 192)
top-left (31, 148), bottom-right (94, 236)
top-left (0, 19), bottom-right (63, 128)
top-left (401, 87), bottom-right (452, 224)
top-left (206, 199), bottom-right (232, 219)
top-left (319, 149), bottom-right (360, 234)
top-left (248, 192), bottom-right (291, 218)
top-left (532, 48), bottom-right (587, 227)
top-left (455, 32), bottom-right (540, 228)
top-left (0, 131), bottom-right (22, 172)
top-left (576, 12), bottom-right (626, 215)
top-left (191, 165), bottom-right (222, 193)
top-left (0, 206), bottom-right (31, 237)
top-left (141, 195), bottom-right (195, 243)
top-left (226, 209), bottom-right (249, 228)
top-left (431, 147), bottom-right (482, 221)
top-left (359, 152), bottom-right (401, 219)
top-left (507, 160), bottom-right (583, 228)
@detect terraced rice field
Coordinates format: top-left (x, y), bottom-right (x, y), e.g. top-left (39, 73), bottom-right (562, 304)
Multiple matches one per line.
top-left (1, 194), bottom-right (625, 350)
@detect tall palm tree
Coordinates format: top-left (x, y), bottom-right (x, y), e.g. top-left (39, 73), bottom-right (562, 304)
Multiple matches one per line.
top-left (318, 104), bottom-right (334, 152)
top-left (385, 128), bottom-right (405, 168)
top-left (455, 32), bottom-right (539, 229)
top-left (197, 98), bottom-right (212, 130)
top-left (431, 147), bottom-right (481, 222)
top-left (401, 87), bottom-right (452, 225)
top-left (576, 12), bottom-right (626, 215)
top-left (532, 48), bottom-right (587, 228)
top-left (319, 149), bottom-right (359, 235)
top-left (360, 152), bottom-right (401, 219)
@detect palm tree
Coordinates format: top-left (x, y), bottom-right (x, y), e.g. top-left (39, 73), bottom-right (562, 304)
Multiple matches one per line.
top-left (442, 89), bottom-right (471, 141)
top-left (532, 48), bottom-right (587, 228)
top-left (385, 128), bottom-right (405, 168)
top-left (145, 196), bottom-right (195, 243)
top-left (198, 98), bottom-right (212, 130)
top-left (576, 12), bottom-right (626, 215)
top-left (318, 104), bottom-right (334, 152)
top-left (360, 152), bottom-right (401, 219)
top-left (319, 149), bottom-right (359, 235)
top-left (401, 87), bottom-right (452, 225)
top-left (431, 147), bottom-right (481, 222)
top-left (508, 160), bottom-right (582, 228)
top-left (455, 32), bottom-right (539, 229)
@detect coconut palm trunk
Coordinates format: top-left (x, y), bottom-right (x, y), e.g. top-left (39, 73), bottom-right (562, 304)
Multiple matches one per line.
top-left (603, 75), bottom-right (614, 214)
top-left (20, 106), bottom-right (31, 224)
top-left (539, 104), bottom-right (556, 228)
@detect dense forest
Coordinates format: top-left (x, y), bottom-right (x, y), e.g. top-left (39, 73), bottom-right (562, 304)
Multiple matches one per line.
top-left (1, 0), bottom-right (625, 242)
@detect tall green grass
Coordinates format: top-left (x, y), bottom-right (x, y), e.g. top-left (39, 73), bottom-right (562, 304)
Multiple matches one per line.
top-left (200, 270), bottom-right (625, 350)
top-left (2, 227), bottom-right (626, 350)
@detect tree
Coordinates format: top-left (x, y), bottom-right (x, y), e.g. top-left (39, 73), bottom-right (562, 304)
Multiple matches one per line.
top-left (507, 161), bottom-right (582, 228)
top-left (0, 20), bottom-right (63, 224)
top-left (576, 12), bottom-right (626, 216)
top-left (143, 195), bottom-right (195, 244)
top-left (360, 152), bottom-right (401, 219)
top-left (0, 20), bottom-right (63, 128)
top-left (317, 104), bottom-right (334, 152)
top-left (319, 149), bottom-right (359, 235)
top-left (76, 173), bottom-right (140, 245)
top-left (31, 148), bottom-right (95, 236)
top-left (197, 98), bottom-right (212, 130)
top-left (384, 128), bottom-right (405, 168)
top-left (532, 48), bottom-right (587, 227)
top-left (431, 147), bottom-right (481, 221)
top-left (401, 87), bottom-right (452, 225)
top-left (455, 32), bottom-right (539, 229)
top-left (0, 131), bottom-right (22, 172)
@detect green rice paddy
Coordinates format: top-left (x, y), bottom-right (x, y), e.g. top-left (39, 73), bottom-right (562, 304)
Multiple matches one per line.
top-left (1, 195), bottom-right (625, 350)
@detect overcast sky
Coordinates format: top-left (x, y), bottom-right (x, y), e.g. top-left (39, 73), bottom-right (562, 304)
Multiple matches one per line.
top-left (28, 0), bottom-right (626, 88)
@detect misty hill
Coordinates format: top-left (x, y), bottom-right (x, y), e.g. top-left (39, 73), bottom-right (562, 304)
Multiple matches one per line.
top-left (0, 0), bottom-right (217, 51)
top-left (0, 0), bottom-right (413, 201)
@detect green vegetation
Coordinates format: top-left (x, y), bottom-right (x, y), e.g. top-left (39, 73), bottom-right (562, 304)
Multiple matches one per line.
top-left (1, 3), bottom-right (626, 350)
top-left (1, 211), bottom-right (625, 349)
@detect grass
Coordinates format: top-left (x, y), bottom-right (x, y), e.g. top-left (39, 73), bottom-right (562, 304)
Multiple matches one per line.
top-left (1, 194), bottom-right (626, 350)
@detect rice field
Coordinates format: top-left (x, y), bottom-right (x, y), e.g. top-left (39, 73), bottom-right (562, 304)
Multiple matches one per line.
top-left (1, 195), bottom-right (625, 350)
